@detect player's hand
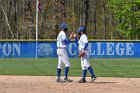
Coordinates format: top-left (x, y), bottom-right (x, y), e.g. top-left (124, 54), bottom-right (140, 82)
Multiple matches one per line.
top-left (79, 50), bottom-right (85, 57)
top-left (70, 32), bottom-right (74, 39)
top-left (73, 33), bottom-right (77, 38)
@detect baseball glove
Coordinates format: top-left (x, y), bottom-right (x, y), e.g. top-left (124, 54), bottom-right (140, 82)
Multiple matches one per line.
top-left (79, 51), bottom-right (85, 57)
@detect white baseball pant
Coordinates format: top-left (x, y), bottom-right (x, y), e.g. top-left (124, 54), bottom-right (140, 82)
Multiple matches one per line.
top-left (80, 50), bottom-right (90, 70)
top-left (57, 48), bottom-right (70, 69)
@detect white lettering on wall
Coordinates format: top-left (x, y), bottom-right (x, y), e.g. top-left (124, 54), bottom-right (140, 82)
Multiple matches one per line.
top-left (106, 43), bottom-right (114, 55)
top-left (0, 43), bottom-right (21, 56)
top-left (116, 43), bottom-right (125, 56)
top-left (126, 43), bottom-right (134, 55)
top-left (97, 42), bottom-right (105, 55)
top-left (13, 43), bottom-right (21, 55)
top-left (3, 43), bottom-right (11, 56)
top-left (89, 43), bottom-right (95, 55)
top-left (87, 42), bottom-right (134, 56)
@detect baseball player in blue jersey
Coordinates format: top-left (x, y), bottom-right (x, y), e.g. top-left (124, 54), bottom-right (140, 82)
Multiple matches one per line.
top-left (56, 23), bottom-right (73, 82)
top-left (73, 26), bottom-right (96, 83)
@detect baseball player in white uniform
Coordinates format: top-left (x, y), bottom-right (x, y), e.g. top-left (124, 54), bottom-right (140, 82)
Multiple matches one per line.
top-left (73, 26), bottom-right (96, 83)
top-left (56, 23), bottom-right (73, 82)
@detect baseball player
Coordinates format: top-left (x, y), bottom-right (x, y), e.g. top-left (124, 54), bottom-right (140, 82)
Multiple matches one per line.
top-left (73, 26), bottom-right (96, 83)
top-left (56, 23), bottom-right (73, 82)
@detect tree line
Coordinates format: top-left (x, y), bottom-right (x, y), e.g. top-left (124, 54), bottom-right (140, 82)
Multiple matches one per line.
top-left (0, 0), bottom-right (140, 40)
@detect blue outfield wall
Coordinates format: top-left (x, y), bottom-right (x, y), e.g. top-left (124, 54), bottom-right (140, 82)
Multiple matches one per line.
top-left (0, 41), bottom-right (139, 58)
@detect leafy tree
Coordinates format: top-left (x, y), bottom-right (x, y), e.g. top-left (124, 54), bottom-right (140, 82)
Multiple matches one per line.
top-left (108, 0), bottom-right (140, 39)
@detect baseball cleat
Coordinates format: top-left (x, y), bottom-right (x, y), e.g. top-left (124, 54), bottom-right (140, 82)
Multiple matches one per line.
top-left (56, 78), bottom-right (65, 82)
top-left (64, 78), bottom-right (73, 82)
top-left (78, 78), bottom-right (86, 83)
top-left (91, 76), bottom-right (97, 82)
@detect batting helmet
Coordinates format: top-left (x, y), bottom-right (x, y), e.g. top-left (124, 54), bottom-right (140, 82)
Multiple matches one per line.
top-left (77, 26), bottom-right (87, 33)
top-left (59, 23), bottom-right (68, 29)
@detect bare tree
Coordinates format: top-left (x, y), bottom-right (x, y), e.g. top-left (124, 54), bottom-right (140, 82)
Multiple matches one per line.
top-left (72, 0), bottom-right (75, 31)
top-left (0, 0), bottom-right (138, 40)
top-left (92, 0), bottom-right (97, 39)
top-left (103, 0), bottom-right (107, 39)
top-left (61, 0), bottom-right (66, 23)
top-left (0, 0), bottom-right (14, 39)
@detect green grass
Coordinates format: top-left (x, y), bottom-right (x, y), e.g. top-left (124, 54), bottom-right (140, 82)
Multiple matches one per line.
top-left (0, 58), bottom-right (139, 78)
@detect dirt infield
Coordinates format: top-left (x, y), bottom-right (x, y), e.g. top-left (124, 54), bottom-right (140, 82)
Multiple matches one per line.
top-left (0, 76), bottom-right (139, 93)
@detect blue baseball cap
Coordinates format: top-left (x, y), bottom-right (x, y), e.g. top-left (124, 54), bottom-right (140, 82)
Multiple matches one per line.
top-left (59, 23), bottom-right (68, 29)
top-left (77, 26), bottom-right (87, 32)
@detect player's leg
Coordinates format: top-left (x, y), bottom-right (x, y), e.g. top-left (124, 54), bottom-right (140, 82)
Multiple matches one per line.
top-left (56, 68), bottom-right (61, 80)
top-left (56, 55), bottom-right (65, 82)
top-left (85, 51), bottom-right (96, 82)
top-left (62, 49), bottom-right (73, 82)
top-left (64, 66), bottom-right (69, 79)
top-left (79, 57), bottom-right (87, 83)
top-left (86, 55), bottom-right (96, 78)
top-left (78, 69), bottom-right (87, 83)
top-left (62, 50), bottom-right (70, 79)
top-left (88, 66), bottom-right (96, 82)
top-left (80, 50), bottom-right (96, 82)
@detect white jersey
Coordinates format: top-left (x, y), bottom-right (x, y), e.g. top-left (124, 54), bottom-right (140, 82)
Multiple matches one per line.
top-left (78, 34), bottom-right (88, 51)
top-left (78, 34), bottom-right (90, 70)
top-left (56, 30), bottom-right (70, 69)
top-left (57, 31), bottom-right (67, 48)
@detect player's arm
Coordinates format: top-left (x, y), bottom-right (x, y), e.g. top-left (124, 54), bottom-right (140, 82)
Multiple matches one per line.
top-left (84, 43), bottom-right (88, 50)
top-left (63, 32), bottom-right (73, 45)
top-left (73, 33), bottom-right (79, 46)
top-left (79, 36), bottom-right (88, 57)
top-left (74, 37), bottom-right (79, 46)
top-left (63, 38), bottom-right (70, 45)
top-left (83, 36), bottom-right (88, 50)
